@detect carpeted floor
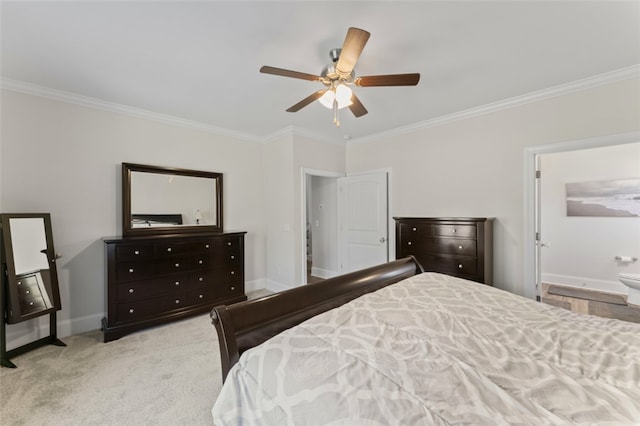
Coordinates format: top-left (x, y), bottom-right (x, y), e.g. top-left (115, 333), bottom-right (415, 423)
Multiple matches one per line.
top-left (0, 313), bottom-right (223, 426)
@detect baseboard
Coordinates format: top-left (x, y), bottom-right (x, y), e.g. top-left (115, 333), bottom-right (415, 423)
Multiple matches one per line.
top-left (265, 279), bottom-right (293, 293)
top-left (5, 312), bottom-right (104, 350)
top-left (245, 278), bottom-right (266, 293)
top-left (541, 273), bottom-right (627, 295)
top-left (310, 267), bottom-right (339, 279)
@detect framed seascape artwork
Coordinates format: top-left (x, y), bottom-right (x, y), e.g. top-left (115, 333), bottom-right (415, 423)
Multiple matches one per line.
top-left (566, 178), bottom-right (640, 217)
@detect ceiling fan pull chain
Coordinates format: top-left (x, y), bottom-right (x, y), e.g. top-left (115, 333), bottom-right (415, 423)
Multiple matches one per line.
top-left (333, 98), bottom-right (340, 127)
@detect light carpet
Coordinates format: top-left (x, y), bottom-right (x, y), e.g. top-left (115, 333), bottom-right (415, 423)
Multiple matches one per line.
top-left (0, 314), bottom-right (222, 426)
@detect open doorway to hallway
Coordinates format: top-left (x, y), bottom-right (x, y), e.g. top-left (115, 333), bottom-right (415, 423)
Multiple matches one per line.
top-left (303, 170), bottom-right (342, 285)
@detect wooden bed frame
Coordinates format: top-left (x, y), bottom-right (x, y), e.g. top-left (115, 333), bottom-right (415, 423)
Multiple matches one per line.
top-left (210, 256), bottom-right (424, 382)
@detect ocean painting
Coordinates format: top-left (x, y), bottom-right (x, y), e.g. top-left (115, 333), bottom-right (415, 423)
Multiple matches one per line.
top-left (566, 178), bottom-right (640, 217)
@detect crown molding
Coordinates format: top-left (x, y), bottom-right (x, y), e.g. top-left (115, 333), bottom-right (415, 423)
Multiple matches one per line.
top-left (348, 64), bottom-right (640, 145)
top-left (262, 125), bottom-right (344, 146)
top-left (4, 64), bottom-right (638, 147)
top-left (0, 78), bottom-right (264, 144)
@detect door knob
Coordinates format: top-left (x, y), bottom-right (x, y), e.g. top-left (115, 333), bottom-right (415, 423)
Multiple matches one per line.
top-left (379, 237), bottom-right (386, 243)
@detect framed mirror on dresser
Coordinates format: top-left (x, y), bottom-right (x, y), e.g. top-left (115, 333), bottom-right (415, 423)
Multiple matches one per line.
top-left (103, 163), bottom-right (246, 342)
top-left (0, 213), bottom-right (65, 368)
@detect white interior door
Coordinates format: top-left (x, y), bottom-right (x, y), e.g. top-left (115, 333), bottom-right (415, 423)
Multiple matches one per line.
top-left (338, 172), bottom-right (388, 273)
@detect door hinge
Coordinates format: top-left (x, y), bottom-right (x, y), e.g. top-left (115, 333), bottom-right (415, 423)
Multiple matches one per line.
top-left (535, 170), bottom-right (541, 179)
top-left (535, 232), bottom-right (540, 241)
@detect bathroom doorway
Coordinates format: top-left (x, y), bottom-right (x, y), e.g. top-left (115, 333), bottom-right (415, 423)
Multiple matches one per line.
top-left (524, 131), bottom-right (640, 301)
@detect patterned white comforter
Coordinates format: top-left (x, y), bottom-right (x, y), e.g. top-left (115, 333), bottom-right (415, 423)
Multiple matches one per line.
top-left (212, 272), bottom-right (640, 425)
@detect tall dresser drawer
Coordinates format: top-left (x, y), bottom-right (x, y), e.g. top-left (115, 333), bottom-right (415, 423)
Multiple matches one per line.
top-left (421, 254), bottom-right (478, 275)
top-left (428, 238), bottom-right (476, 256)
top-left (432, 224), bottom-right (476, 238)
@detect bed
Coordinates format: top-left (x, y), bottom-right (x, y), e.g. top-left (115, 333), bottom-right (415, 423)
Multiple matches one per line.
top-left (210, 257), bottom-right (640, 425)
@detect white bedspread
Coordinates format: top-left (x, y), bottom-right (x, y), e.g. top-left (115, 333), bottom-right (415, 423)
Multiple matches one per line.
top-left (212, 272), bottom-right (640, 425)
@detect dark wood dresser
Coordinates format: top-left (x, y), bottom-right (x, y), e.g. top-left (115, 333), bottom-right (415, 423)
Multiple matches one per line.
top-left (394, 217), bottom-right (493, 285)
top-left (103, 232), bottom-right (246, 342)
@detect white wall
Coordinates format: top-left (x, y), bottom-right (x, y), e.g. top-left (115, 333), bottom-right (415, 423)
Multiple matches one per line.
top-left (262, 134), bottom-right (296, 291)
top-left (261, 131), bottom-right (345, 290)
top-left (347, 78), bottom-right (640, 296)
top-left (540, 143), bottom-right (640, 294)
top-left (0, 90), bottom-right (265, 347)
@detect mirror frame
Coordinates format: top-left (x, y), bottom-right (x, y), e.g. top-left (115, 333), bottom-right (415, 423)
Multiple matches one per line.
top-left (0, 213), bottom-right (62, 323)
top-left (122, 163), bottom-right (223, 237)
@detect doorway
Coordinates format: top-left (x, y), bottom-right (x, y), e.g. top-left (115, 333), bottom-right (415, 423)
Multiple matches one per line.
top-left (523, 131), bottom-right (640, 300)
top-left (301, 169), bottom-right (391, 284)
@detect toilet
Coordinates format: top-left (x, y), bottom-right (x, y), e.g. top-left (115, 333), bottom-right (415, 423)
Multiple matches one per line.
top-left (619, 273), bottom-right (640, 306)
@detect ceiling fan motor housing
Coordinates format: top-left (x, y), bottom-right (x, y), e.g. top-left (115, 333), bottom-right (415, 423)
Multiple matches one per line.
top-left (321, 49), bottom-right (355, 86)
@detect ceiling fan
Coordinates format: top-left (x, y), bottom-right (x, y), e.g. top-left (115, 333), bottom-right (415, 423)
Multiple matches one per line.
top-left (259, 27), bottom-right (420, 127)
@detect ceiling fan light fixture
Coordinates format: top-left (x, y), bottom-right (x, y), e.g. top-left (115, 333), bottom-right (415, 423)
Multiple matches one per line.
top-left (318, 84), bottom-right (352, 110)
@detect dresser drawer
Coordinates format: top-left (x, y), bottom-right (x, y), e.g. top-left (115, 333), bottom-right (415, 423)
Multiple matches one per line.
top-left (117, 256), bottom-right (199, 282)
top-left (16, 275), bottom-right (47, 313)
top-left (421, 254), bottom-right (478, 275)
top-left (189, 267), bottom-right (242, 288)
top-left (116, 275), bottom-right (188, 302)
top-left (188, 281), bottom-right (243, 305)
top-left (399, 223), bottom-right (431, 237)
top-left (432, 224), bottom-right (476, 238)
top-left (427, 238), bottom-right (476, 257)
top-left (156, 240), bottom-right (211, 257)
top-left (115, 243), bottom-right (156, 261)
top-left (116, 296), bottom-right (188, 323)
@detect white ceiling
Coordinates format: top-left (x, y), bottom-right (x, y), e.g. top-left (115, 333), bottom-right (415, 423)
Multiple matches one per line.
top-left (2, 1), bottom-right (639, 142)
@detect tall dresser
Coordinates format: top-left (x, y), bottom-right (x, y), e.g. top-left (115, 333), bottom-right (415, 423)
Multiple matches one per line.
top-left (395, 217), bottom-right (493, 285)
top-left (103, 232), bottom-right (246, 342)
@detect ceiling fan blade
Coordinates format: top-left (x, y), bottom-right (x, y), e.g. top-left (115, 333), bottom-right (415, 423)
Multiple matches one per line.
top-left (348, 94), bottom-right (368, 118)
top-left (286, 90), bottom-right (327, 112)
top-left (355, 73), bottom-right (421, 87)
top-left (335, 27), bottom-right (370, 77)
top-left (260, 65), bottom-right (320, 82)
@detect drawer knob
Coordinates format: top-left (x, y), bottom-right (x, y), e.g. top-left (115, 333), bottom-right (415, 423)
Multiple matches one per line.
top-left (134, 250), bottom-right (140, 255)
top-left (231, 271), bottom-right (235, 275)
top-left (198, 260), bottom-right (203, 264)
top-left (199, 277), bottom-right (203, 282)
top-left (129, 268), bottom-right (134, 273)
top-left (407, 241), bottom-right (412, 246)
top-left (175, 281), bottom-right (180, 286)
top-left (458, 245), bottom-right (463, 250)
top-left (205, 244), bottom-right (210, 249)
top-left (129, 289), bottom-right (134, 293)
top-left (458, 264), bottom-right (463, 269)
top-left (227, 242), bottom-right (232, 246)
top-left (175, 263), bottom-right (180, 268)
top-left (17, 281), bottom-right (22, 285)
top-left (231, 286), bottom-right (235, 291)
top-left (452, 228), bottom-right (457, 233)
top-left (167, 247), bottom-right (172, 252)
top-left (29, 302), bottom-right (34, 306)
top-left (129, 309), bottom-right (134, 314)
top-left (175, 299), bottom-right (180, 304)
top-left (231, 255), bottom-right (235, 260)
top-left (412, 227), bottom-right (417, 231)
top-left (199, 294), bottom-right (204, 299)
top-left (26, 290), bottom-right (30, 294)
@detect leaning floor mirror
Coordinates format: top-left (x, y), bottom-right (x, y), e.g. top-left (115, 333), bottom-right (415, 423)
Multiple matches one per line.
top-left (0, 213), bottom-right (65, 368)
